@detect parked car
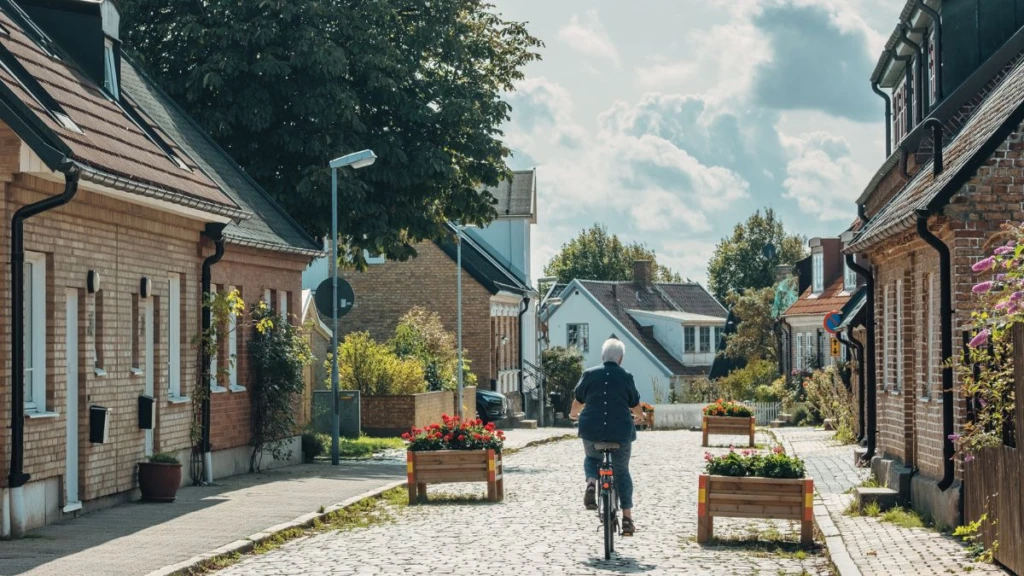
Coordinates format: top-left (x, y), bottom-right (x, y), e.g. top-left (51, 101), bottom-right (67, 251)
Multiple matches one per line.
top-left (476, 389), bottom-right (509, 424)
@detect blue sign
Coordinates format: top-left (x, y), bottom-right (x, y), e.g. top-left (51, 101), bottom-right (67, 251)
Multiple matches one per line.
top-left (823, 311), bottom-right (843, 334)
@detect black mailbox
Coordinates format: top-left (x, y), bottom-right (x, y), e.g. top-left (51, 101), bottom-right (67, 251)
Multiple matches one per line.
top-left (89, 405), bottom-right (111, 444)
top-left (138, 395), bottom-right (155, 430)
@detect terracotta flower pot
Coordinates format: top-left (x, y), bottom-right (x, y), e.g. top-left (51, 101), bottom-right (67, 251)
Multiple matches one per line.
top-left (138, 461), bottom-right (182, 502)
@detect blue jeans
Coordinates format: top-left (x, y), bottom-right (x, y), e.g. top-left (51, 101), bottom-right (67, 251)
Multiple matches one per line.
top-left (583, 439), bottom-right (633, 510)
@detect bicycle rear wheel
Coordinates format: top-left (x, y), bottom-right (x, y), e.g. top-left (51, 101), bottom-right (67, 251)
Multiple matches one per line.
top-left (603, 490), bottom-right (613, 559)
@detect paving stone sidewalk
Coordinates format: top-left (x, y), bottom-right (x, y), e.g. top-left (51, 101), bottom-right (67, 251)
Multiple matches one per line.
top-left (775, 427), bottom-right (1006, 576)
top-left (0, 429), bottom-right (568, 576)
top-left (215, 430), bottom-right (831, 576)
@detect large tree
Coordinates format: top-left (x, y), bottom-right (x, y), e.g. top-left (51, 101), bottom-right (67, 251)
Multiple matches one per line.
top-left (544, 223), bottom-right (683, 284)
top-left (707, 208), bottom-right (806, 301)
top-left (722, 287), bottom-right (779, 364)
top-left (118, 0), bottom-right (542, 265)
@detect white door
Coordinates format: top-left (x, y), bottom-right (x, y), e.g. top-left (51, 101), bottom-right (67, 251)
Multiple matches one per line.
top-left (144, 298), bottom-right (155, 456)
top-left (64, 289), bottom-right (81, 512)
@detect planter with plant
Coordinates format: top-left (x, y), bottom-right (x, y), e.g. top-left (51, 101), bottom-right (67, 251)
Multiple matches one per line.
top-left (640, 402), bottom-right (655, 430)
top-left (403, 414), bottom-right (505, 504)
top-left (701, 399), bottom-right (755, 447)
top-left (698, 446), bottom-right (814, 546)
top-left (138, 452), bottom-right (183, 502)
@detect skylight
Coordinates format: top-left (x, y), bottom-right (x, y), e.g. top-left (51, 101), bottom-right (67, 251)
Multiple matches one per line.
top-left (103, 38), bottom-right (118, 100)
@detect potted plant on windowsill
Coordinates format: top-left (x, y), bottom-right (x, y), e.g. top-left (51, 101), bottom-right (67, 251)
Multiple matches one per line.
top-left (702, 399), bottom-right (755, 447)
top-left (403, 414), bottom-right (505, 504)
top-left (138, 452), bottom-right (182, 502)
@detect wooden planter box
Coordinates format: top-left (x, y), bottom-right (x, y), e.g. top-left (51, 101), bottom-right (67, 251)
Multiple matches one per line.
top-left (702, 415), bottom-right (755, 447)
top-left (406, 449), bottom-right (503, 504)
top-left (697, 474), bottom-right (814, 546)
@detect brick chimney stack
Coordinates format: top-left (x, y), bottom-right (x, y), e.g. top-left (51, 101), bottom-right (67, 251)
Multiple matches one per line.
top-left (633, 260), bottom-right (652, 287)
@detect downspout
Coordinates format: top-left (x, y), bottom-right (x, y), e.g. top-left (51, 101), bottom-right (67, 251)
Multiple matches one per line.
top-left (779, 318), bottom-right (793, 381)
top-left (848, 324), bottom-right (866, 442)
top-left (922, 118), bottom-right (944, 173)
top-left (198, 223), bottom-right (226, 485)
top-left (847, 253), bottom-right (877, 463)
top-left (872, 80), bottom-right (893, 158)
top-left (915, 0), bottom-right (943, 102)
top-left (9, 167), bottom-right (80, 537)
top-left (915, 211), bottom-right (955, 491)
top-left (517, 296), bottom-right (530, 416)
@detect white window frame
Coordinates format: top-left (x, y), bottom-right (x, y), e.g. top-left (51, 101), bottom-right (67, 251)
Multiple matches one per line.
top-left (926, 273), bottom-right (935, 399)
top-left (103, 38), bottom-right (118, 100)
top-left (278, 290), bottom-right (288, 323)
top-left (363, 249), bottom-right (385, 265)
top-left (844, 256), bottom-right (857, 291)
top-left (812, 253), bottom-right (824, 294)
top-left (263, 288), bottom-right (272, 309)
top-left (896, 278), bottom-right (903, 391)
top-left (209, 284), bottom-right (227, 393)
top-left (699, 326), bottom-right (711, 353)
top-left (684, 326), bottom-right (695, 353)
top-left (797, 333), bottom-right (805, 369)
top-left (567, 323), bottom-right (589, 353)
top-left (24, 252), bottom-right (46, 413)
top-left (883, 283), bottom-right (892, 389)
top-left (168, 273), bottom-right (183, 400)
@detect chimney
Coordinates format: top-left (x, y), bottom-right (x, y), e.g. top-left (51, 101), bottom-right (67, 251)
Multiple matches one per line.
top-left (775, 264), bottom-right (793, 283)
top-left (20, 0), bottom-right (121, 98)
top-left (633, 260), bottom-right (652, 288)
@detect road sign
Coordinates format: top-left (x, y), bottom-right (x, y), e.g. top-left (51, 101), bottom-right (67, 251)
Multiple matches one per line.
top-left (823, 310), bottom-right (842, 334)
top-left (831, 337), bottom-right (840, 358)
top-left (314, 277), bottom-right (355, 320)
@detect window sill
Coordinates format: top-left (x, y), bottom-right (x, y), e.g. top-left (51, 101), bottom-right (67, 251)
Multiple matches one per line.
top-left (229, 385), bottom-right (247, 393)
top-left (210, 385), bottom-right (228, 394)
top-left (129, 368), bottom-right (144, 377)
top-left (26, 411), bottom-right (60, 419)
top-left (167, 396), bottom-right (190, 405)
top-left (93, 368), bottom-right (108, 377)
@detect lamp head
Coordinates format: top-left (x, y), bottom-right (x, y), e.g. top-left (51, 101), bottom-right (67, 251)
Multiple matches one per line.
top-left (329, 149), bottom-right (377, 170)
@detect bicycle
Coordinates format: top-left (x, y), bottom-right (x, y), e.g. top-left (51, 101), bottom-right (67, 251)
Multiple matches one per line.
top-left (593, 441), bottom-right (620, 560)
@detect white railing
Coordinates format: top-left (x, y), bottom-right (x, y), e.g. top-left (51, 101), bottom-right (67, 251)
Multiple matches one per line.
top-left (650, 401), bottom-right (782, 429)
top-left (747, 401), bottom-right (781, 425)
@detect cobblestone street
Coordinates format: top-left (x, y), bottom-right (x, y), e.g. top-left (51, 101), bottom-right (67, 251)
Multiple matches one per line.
top-left (217, 430), bottom-right (831, 576)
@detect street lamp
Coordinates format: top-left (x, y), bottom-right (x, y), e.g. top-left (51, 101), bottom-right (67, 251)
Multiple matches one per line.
top-left (454, 223), bottom-right (476, 419)
top-left (329, 149), bottom-right (376, 466)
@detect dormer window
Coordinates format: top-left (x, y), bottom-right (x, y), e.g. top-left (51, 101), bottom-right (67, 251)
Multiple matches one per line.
top-left (812, 253), bottom-right (824, 294)
top-left (844, 256), bottom-right (857, 291)
top-left (893, 78), bottom-right (906, 146)
top-left (103, 38), bottom-right (118, 100)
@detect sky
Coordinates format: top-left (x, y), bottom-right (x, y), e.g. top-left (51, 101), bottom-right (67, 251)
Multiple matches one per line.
top-left (489, 0), bottom-right (903, 286)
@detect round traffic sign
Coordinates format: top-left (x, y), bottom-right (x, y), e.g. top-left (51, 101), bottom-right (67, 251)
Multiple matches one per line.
top-left (823, 310), bottom-right (843, 334)
top-left (314, 277), bottom-right (355, 319)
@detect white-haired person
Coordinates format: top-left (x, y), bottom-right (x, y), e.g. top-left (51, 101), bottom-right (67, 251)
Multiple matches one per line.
top-left (568, 337), bottom-right (645, 536)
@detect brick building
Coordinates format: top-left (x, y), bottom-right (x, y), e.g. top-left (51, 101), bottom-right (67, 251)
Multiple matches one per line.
top-left (0, 1), bottom-right (319, 537)
top-left (842, 0), bottom-right (1024, 529)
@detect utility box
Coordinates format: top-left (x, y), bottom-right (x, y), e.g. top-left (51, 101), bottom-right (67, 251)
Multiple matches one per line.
top-left (138, 395), bottom-right (155, 430)
top-left (89, 405), bottom-right (111, 444)
top-left (338, 390), bottom-right (360, 439)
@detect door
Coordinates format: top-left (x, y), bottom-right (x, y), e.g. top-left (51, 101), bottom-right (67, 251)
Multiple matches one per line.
top-left (144, 298), bottom-right (155, 456)
top-left (64, 289), bottom-right (81, 512)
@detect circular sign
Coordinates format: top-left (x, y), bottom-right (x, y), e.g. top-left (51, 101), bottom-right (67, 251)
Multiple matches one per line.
top-left (314, 277), bottom-right (355, 319)
top-left (823, 310), bottom-right (843, 334)
top-left (763, 243), bottom-right (777, 260)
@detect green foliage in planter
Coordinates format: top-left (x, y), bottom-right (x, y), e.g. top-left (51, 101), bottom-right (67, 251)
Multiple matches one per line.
top-left (148, 452), bottom-right (180, 464)
top-left (704, 446), bottom-right (805, 478)
top-left (249, 301), bottom-right (313, 472)
top-left (702, 399), bottom-right (753, 417)
top-left (331, 331), bottom-right (427, 396)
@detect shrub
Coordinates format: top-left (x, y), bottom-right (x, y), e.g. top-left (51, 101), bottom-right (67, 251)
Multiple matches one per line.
top-left (389, 306), bottom-right (476, 391)
top-left (403, 414), bottom-right (505, 453)
top-left (301, 432), bottom-right (326, 463)
top-left (542, 346), bottom-right (584, 415)
top-left (704, 446), bottom-right (805, 478)
top-left (803, 367), bottom-right (856, 443)
top-left (703, 399), bottom-right (753, 417)
top-left (791, 404), bottom-right (810, 426)
top-left (148, 452), bottom-right (180, 464)
top-left (716, 359), bottom-right (779, 401)
top-left (681, 377), bottom-right (720, 403)
top-left (332, 331), bottom-right (427, 396)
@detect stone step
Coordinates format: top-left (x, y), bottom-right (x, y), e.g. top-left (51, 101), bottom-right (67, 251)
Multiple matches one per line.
top-left (517, 420), bottom-right (538, 429)
top-left (769, 419), bottom-right (788, 428)
top-left (855, 487), bottom-right (901, 513)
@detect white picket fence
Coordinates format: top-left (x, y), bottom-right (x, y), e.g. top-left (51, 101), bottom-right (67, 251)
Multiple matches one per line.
top-left (651, 401), bottom-right (781, 429)
top-left (747, 401), bottom-right (782, 426)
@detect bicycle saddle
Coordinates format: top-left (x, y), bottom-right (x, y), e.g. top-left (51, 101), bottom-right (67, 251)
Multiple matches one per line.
top-left (594, 442), bottom-right (620, 451)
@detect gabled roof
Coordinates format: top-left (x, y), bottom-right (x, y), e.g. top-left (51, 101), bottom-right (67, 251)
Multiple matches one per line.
top-left (120, 56), bottom-right (322, 256)
top-left (480, 169), bottom-right (536, 223)
top-left (849, 56), bottom-right (1024, 252)
top-left (435, 223), bottom-right (532, 296)
top-left (783, 275), bottom-right (851, 318)
top-left (0, 2), bottom-right (244, 220)
top-left (636, 325), bottom-right (706, 377)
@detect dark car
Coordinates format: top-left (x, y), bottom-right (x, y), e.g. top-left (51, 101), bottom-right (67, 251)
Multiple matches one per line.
top-left (476, 389), bottom-right (509, 424)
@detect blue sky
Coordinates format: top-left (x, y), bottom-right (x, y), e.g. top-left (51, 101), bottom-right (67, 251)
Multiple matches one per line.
top-left (490, 0), bottom-right (902, 285)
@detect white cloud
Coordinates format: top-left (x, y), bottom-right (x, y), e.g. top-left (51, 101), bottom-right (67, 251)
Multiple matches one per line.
top-left (781, 131), bottom-right (868, 220)
top-left (557, 10), bottom-right (621, 66)
top-left (635, 60), bottom-right (697, 89)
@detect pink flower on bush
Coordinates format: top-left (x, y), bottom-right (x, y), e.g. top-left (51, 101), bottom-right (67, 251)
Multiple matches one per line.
top-left (969, 329), bottom-right (990, 349)
top-left (973, 281), bottom-right (994, 294)
top-left (995, 245), bottom-right (1014, 255)
top-left (973, 256), bottom-right (996, 272)
top-left (964, 454), bottom-right (976, 463)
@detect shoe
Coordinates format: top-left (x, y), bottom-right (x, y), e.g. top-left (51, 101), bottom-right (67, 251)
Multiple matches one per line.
top-left (621, 516), bottom-right (635, 536)
top-left (584, 484), bottom-right (597, 510)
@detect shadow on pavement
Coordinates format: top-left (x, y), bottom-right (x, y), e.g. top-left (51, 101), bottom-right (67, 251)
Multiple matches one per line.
top-left (581, 555), bottom-right (658, 573)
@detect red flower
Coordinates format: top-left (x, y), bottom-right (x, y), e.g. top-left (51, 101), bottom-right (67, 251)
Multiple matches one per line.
top-left (458, 435), bottom-right (466, 441)
top-left (485, 422), bottom-right (496, 431)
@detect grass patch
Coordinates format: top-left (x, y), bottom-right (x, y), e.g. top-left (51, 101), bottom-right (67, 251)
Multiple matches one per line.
top-left (418, 491), bottom-right (491, 505)
top-left (880, 507), bottom-right (927, 529)
top-left (336, 436), bottom-right (405, 458)
top-left (863, 501), bottom-right (881, 517)
top-left (699, 529), bottom-right (817, 560)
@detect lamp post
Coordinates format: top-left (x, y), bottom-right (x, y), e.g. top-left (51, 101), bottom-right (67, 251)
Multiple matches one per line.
top-left (454, 223), bottom-right (477, 419)
top-left (536, 276), bottom-right (557, 426)
top-left (329, 149), bottom-right (376, 466)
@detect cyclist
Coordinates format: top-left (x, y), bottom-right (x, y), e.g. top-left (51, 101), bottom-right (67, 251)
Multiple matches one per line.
top-left (568, 337), bottom-right (645, 536)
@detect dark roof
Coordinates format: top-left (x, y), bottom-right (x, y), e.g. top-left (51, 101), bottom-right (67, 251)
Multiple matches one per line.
top-left (0, 3), bottom-right (242, 218)
top-left (850, 56), bottom-right (1024, 252)
top-left (435, 223), bottom-right (531, 296)
top-left (658, 283), bottom-right (730, 318)
top-left (480, 169), bottom-right (536, 222)
top-left (120, 57), bottom-right (321, 256)
top-left (836, 287), bottom-right (866, 330)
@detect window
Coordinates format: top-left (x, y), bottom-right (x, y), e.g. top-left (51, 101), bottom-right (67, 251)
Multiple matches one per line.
top-left (883, 284), bottom-right (891, 388)
top-left (228, 285), bottom-right (243, 391)
top-left (210, 285), bottom-right (226, 393)
top-left (896, 278), bottom-right (904, 391)
top-left (927, 29), bottom-right (936, 109)
top-left (103, 38), bottom-right (118, 100)
top-left (812, 253), bottom-right (824, 293)
top-left (844, 256), bottom-right (857, 291)
top-left (131, 293), bottom-right (143, 374)
top-left (567, 324), bottom-right (589, 353)
top-left (797, 333), bottom-right (805, 369)
top-left (893, 80), bottom-right (906, 146)
top-left (699, 326), bottom-right (711, 353)
top-left (263, 289), bottom-right (272, 309)
top-left (926, 273), bottom-right (935, 398)
top-left (684, 326), bottom-right (695, 353)
top-left (364, 249), bottom-right (385, 265)
top-left (168, 274), bottom-right (182, 398)
top-left (24, 252), bottom-right (46, 412)
top-left (92, 290), bottom-right (105, 375)
top-left (278, 290), bottom-right (288, 322)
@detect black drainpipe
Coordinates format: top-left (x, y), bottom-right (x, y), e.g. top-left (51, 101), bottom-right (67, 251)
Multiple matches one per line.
top-left (847, 253), bottom-right (877, 463)
top-left (198, 223), bottom-right (226, 485)
top-left (872, 80), bottom-right (893, 159)
top-left (915, 210), bottom-right (955, 491)
top-left (848, 324), bottom-right (866, 442)
top-left (517, 296), bottom-right (530, 414)
top-left (915, 0), bottom-right (943, 102)
top-left (9, 168), bottom-right (80, 493)
top-left (922, 118), bottom-right (944, 173)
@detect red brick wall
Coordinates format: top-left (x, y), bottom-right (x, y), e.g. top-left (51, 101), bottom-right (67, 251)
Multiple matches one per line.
top-left (360, 386), bottom-right (476, 436)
